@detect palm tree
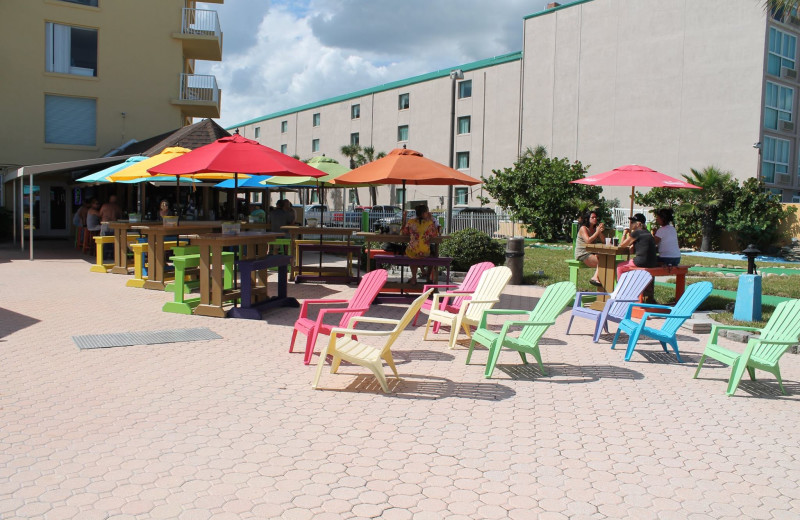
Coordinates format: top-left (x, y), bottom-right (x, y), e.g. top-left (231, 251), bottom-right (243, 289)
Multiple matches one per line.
top-left (765, 1), bottom-right (800, 16)
top-left (680, 166), bottom-right (737, 251)
top-left (340, 144), bottom-right (361, 169)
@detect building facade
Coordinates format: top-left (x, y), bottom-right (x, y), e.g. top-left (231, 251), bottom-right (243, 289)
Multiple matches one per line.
top-left (231, 0), bottom-right (800, 206)
top-left (0, 0), bottom-right (224, 236)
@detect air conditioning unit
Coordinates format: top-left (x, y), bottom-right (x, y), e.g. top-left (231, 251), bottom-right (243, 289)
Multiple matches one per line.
top-left (777, 172), bottom-right (792, 185)
top-left (792, 195), bottom-right (800, 203)
top-left (781, 120), bottom-right (795, 132)
top-left (782, 67), bottom-right (798, 80)
top-left (790, 15), bottom-right (800, 26)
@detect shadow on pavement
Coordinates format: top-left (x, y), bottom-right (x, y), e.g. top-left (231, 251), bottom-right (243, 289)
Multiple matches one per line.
top-left (493, 362), bottom-right (644, 383)
top-left (323, 374), bottom-right (516, 400)
top-left (0, 307), bottom-right (41, 339)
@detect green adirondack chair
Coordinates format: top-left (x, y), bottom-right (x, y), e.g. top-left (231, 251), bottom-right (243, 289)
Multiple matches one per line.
top-left (467, 281), bottom-right (576, 378)
top-left (693, 299), bottom-right (800, 396)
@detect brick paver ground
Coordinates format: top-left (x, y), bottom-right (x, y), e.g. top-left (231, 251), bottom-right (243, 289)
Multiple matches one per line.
top-left (1, 242), bottom-right (799, 519)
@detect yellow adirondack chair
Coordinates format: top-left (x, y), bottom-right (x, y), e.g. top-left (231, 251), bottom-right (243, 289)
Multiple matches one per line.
top-left (312, 289), bottom-right (434, 393)
top-left (423, 266), bottom-right (512, 350)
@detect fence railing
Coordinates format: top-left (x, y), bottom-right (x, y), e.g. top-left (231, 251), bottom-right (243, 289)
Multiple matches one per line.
top-left (612, 207), bottom-right (650, 228)
top-left (178, 74), bottom-right (219, 103)
top-left (181, 8), bottom-right (221, 37)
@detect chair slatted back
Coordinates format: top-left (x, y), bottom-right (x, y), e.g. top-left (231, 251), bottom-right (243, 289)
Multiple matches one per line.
top-left (754, 299), bottom-right (800, 363)
top-left (464, 266), bottom-right (512, 322)
top-left (660, 281), bottom-right (713, 337)
top-left (449, 261), bottom-right (494, 309)
top-left (381, 289), bottom-right (436, 355)
top-left (338, 269), bottom-right (388, 327)
top-left (519, 281), bottom-right (577, 343)
top-left (607, 270), bottom-right (653, 320)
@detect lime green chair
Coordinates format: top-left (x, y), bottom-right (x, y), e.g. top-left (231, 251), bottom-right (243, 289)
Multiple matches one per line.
top-left (694, 299), bottom-right (800, 396)
top-left (467, 281), bottom-right (576, 378)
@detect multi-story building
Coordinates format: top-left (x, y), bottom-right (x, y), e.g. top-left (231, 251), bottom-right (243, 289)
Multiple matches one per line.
top-left (0, 0), bottom-right (224, 236)
top-left (231, 0), bottom-right (800, 205)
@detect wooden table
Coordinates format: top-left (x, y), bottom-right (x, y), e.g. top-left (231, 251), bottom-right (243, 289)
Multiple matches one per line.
top-left (585, 243), bottom-right (629, 308)
top-left (134, 222), bottom-right (222, 290)
top-left (282, 226), bottom-right (360, 280)
top-left (191, 231), bottom-right (285, 318)
top-left (373, 255), bottom-right (453, 303)
top-left (107, 220), bottom-right (159, 274)
top-left (356, 233), bottom-right (449, 270)
top-left (295, 243), bottom-right (362, 283)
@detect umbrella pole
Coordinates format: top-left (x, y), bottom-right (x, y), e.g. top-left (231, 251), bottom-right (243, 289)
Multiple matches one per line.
top-left (176, 178), bottom-right (181, 224)
top-left (401, 180), bottom-right (407, 229)
top-left (630, 186), bottom-right (635, 219)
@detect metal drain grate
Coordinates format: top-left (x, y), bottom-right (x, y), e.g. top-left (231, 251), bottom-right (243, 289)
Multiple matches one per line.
top-left (73, 327), bottom-right (222, 350)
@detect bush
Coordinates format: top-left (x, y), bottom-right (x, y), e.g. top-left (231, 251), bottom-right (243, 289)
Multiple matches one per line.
top-left (440, 229), bottom-right (505, 271)
top-left (719, 178), bottom-right (798, 251)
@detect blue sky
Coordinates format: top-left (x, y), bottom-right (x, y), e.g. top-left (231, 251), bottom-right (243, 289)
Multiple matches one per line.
top-left (196, 0), bottom-right (539, 127)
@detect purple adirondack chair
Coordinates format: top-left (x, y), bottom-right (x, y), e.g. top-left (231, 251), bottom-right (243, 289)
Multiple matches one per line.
top-left (413, 261), bottom-right (494, 333)
top-left (290, 269), bottom-right (388, 364)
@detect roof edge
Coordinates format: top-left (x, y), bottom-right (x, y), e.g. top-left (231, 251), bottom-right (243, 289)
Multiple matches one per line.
top-left (226, 51), bottom-right (523, 129)
top-left (523, 0), bottom-right (595, 20)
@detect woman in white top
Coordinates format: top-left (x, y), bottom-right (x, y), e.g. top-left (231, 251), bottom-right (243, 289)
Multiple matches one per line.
top-left (653, 208), bottom-right (680, 266)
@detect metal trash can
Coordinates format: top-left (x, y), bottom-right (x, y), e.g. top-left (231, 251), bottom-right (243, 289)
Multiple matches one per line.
top-left (505, 237), bottom-right (525, 285)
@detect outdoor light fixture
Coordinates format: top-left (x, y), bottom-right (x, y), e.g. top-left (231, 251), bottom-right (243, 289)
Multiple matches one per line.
top-left (753, 142), bottom-right (762, 149)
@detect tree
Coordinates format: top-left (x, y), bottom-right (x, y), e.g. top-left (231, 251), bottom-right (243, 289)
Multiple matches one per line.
top-left (479, 146), bottom-right (608, 241)
top-left (339, 144), bottom-right (387, 206)
top-left (635, 187), bottom-right (702, 248)
top-left (764, 1), bottom-right (800, 17)
top-left (679, 167), bottom-right (738, 252)
top-left (719, 178), bottom-right (798, 251)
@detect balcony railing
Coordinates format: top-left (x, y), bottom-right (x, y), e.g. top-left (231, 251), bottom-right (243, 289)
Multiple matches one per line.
top-left (178, 74), bottom-right (219, 103)
top-left (181, 8), bottom-right (220, 38)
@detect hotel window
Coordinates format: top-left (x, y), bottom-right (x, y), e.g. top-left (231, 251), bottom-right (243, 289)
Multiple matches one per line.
top-left (398, 93), bottom-right (410, 110)
top-left (396, 188), bottom-right (406, 206)
top-left (458, 80), bottom-right (472, 99)
top-left (397, 125), bottom-right (409, 142)
top-left (280, 144), bottom-right (287, 154)
top-left (350, 132), bottom-right (359, 146)
top-left (312, 113), bottom-right (321, 127)
top-left (456, 151), bottom-right (470, 170)
top-left (59, 0), bottom-right (99, 5)
top-left (765, 82), bottom-right (794, 130)
top-left (45, 95), bottom-right (96, 146)
top-left (457, 116), bottom-right (471, 135)
top-left (281, 120), bottom-right (288, 133)
top-left (254, 127), bottom-right (261, 138)
top-left (45, 22), bottom-right (98, 76)
top-left (768, 27), bottom-right (797, 76)
top-left (312, 139), bottom-right (320, 152)
top-left (762, 136), bottom-right (790, 183)
top-left (455, 187), bottom-right (468, 205)
top-left (351, 104), bottom-right (360, 119)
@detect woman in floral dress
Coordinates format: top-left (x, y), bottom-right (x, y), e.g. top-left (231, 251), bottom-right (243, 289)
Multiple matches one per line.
top-left (402, 204), bottom-right (439, 284)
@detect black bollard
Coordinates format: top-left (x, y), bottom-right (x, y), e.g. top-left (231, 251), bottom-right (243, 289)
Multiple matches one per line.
top-left (505, 237), bottom-right (525, 285)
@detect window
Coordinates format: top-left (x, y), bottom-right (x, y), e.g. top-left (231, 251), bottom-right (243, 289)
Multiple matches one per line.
top-left (59, 0), bottom-right (99, 5)
top-left (351, 104), bottom-right (360, 119)
top-left (458, 80), bottom-right (472, 99)
top-left (312, 139), bottom-right (320, 152)
top-left (45, 95), bottom-right (96, 146)
top-left (456, 151), bottom-right (470, 170)
top-left (396, 188), bottom-right (406, 206)
top-left (350, 132), bottom-right (359, 146)
top-left (45, 22), bottom-right (98, 76)
top-left (281, 120), bottom-right (288, 133)
top-left (280, 144), bottom-right (287, 154)
top-left (398, 93), bottom-right (410, 110)
top-left (254, 127), bottom-right (261, 138)
top-left (455, 187), bottom-right (468, 205)
top-left (762, 135), bottom-right (790, 183)
top-left (769, 27), bottom-right (797, 76)
top-left (312, 113), bottom-right (320, 127)
top-left (397, 125), bottom-right (409, 142)
top-left (457, 116), bottom-right (471, 135)
top-left (765, 81), bottom-right (794, 129)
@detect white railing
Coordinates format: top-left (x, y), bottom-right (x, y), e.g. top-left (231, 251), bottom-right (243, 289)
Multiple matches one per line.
top-left (178, 74), bottom-right (219, 103)
top-left (181, 8), bottom-right (220, 38)
top-left (612, 207), bottom-right (650, 228)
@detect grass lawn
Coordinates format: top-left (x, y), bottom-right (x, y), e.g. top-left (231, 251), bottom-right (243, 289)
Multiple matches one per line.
top-left (521, 243), bottom-right (799, 326)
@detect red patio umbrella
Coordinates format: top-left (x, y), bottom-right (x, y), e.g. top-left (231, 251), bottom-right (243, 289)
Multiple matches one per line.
top-left (148, 134), bottom-right (325, 218)
top-left (571, 164), bottom-right (700, 217)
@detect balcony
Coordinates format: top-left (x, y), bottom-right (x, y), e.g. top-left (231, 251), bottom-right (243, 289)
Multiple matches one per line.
top-left (172, 8), bottom-right (222, 61)
top-left (171, 74), bottom-right (221, 118)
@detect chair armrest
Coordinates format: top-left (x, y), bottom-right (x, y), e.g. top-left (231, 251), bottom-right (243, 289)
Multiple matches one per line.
top-left (498, 319), bottom-right (556, 338)
top-left (299, 298), bottom-right (349, 318)
top-left (316, 307), bottom-right (369, 324)
top-left (576, 291), bottom-right (610, 298)
top-left (624, 303), bottom-right (673, 319)
top-left (640, 312), bottom-right (691, 323)
top-left (329, 327), bottom-right (395, 338)
top-left (478, 309), bottom-right (531, 328)
top-left (708, 323), bottom-right (763, 343)
top-left (421, 283), bottom-right (458, 292)
top-left (347, 316), bottom-right (400, 327)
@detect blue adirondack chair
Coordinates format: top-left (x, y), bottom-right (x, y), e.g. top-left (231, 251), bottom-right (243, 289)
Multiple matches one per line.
top-left (566, 270), bottom-right (653, 342)
top-left (611, 281), bottom-right (713, 362)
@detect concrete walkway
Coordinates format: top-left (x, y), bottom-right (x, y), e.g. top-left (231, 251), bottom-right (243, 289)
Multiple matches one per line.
top-left (1, 241), bottom-right (799, 519)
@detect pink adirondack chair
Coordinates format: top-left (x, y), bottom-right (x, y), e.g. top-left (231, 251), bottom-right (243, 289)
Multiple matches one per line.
top-left (412, 261), bottom-right (494, 332)
top-left (290, 269), bottom-right (388, 364)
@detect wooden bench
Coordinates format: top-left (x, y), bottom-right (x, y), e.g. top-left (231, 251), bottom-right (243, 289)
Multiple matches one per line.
top-left (162, 251), bottom-right (235, 315)
top-left (628, 264), bottom-right (689, 302)
top-left (126, 241), bottom-right (191, 288)
top-left (295, 243), bottom-right (362, 283)
top-left (89, 235), bottom-right (116, 273)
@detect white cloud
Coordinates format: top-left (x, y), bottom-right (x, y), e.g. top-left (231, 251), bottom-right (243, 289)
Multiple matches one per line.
top-left (196, 0), bottom-right (537, 127)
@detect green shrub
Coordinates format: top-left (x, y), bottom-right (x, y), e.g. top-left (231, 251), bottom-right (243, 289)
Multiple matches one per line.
top-left (440, 229), bottom-right (505, 271)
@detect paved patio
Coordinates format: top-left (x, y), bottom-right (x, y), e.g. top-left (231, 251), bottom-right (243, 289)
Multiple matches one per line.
top-left (1, 241), bottom-right (799, 520)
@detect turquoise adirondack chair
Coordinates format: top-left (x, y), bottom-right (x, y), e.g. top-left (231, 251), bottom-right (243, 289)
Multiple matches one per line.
top-left (467, 281), bottom-right (576, 378)
top-left (611, 281), bottom-right (713, 362)
top-left (566, 269), bottom-right (653, 343)
top-left (693, 299), bottom-right (800, 396)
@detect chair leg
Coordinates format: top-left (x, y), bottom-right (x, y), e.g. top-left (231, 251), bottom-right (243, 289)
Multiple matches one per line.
top-left (369, 363), bottom-right (390, 393)
top-left (448, 317), bottom-right (461, 350)
top-left (668, 338), bottom-right (682, 363)
top-left (289, 328), bottom-right (298, 352)
top-left (518, 351), bottom-right (528, 364)
top-left (773, 366), bottom-right (786, 395)
top-left (566, 315), bottom-right (574, 335)
top-left (303, 330), bottom-right (319, 365)
top-left (623, 328), bottom-right (641, 362)
top-left (312, 344), bottom-right (330, 389)
top-left (484, 343), bottom-right (502, 378)
top-left (592, 318), bottom-right (604, 343)
top-left (423, 317), bottom-right (433, 340)
top-left (330, 355), bottom-right (342, 374)
top-left (611, 329), bottom-right (623, 350)
top-left (412, 308), bottom-right (421, 326)
top-left (693, 355), bottom-right (707, 378)
top-left (466, 338), bottom-right (476, 364)
top-left (747, 366), bottom-right (756, 381)
top-left (530, 346), bottom-right (546, 375)
top-left (382, 351), bottom-right (400, 378)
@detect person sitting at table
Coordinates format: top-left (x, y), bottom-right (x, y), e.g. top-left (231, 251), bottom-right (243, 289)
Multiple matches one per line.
top-left (86, 199), bottom-right (102, 232)
top-left (249, 203), bottom-right (266, 223)
top-left (270, 199), bottom-right (295, 236)
top-left (158, 199), bottom-right (172, 220)
top-left (653, 208), bottom-right (681, 266)
top-left (616, 213), bottom-right (657, 279)
top-left (99, 195), bottom-right (123, 224)
top-left (402, 204), bottom-right (439, 285)
top-left (575, 210), bottom-right (605, 286)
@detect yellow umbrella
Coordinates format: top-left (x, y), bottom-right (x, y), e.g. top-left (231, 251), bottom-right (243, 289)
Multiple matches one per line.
top-left (107, 147), bottom-right (248, 182)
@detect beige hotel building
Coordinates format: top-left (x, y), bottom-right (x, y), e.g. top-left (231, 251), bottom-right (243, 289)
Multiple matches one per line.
top-left (231, 0), bottom-right (800, 206)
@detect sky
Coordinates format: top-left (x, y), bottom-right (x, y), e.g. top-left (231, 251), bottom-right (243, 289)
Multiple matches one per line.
top-left (195, 0), bottom-right (543, 128)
